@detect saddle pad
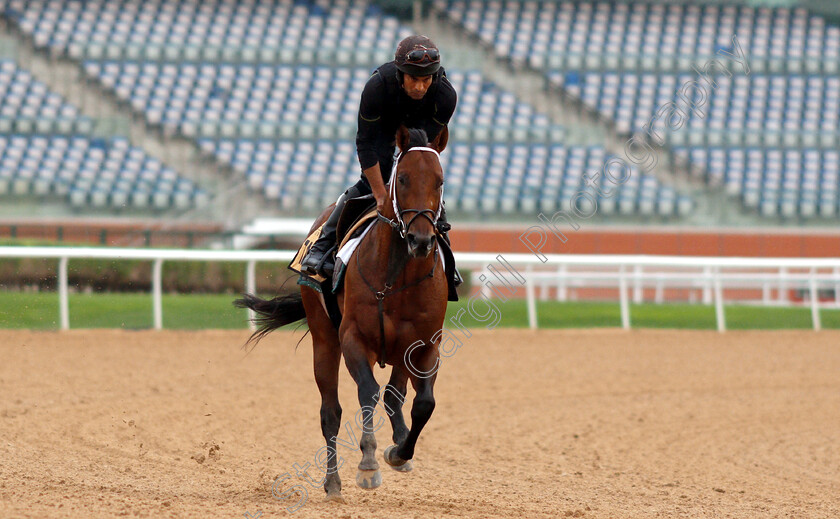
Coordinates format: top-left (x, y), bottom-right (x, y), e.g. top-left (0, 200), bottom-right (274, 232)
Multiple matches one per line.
top-left (291, 208), bottom-right (448, 298)
top-left (337, 208), bottom-right (377, 252)
top-left (336, 220), bottom-right (376, 268)
top-left (332, 223), bottom-right (447, 294)
top-left (290, 209), bottom-right (379, 293)
top-left (331, 214), bottom-right (377, 294)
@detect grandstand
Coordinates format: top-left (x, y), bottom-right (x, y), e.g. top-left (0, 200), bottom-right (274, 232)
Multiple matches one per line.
top-left (0, 59), bottom-right (92, 134)
top-left (0, 0), bottom-right (839, 237)
top-left (0, 0), bottom-right (688, 227)
top-left (436, 0), bottom-right (840, 221)
top-left (440, 1), bottom-right (838, 73)
top-left (0, 133), bottom-right (208, 210)
top-left (0, 57), bottom-right (207, 214)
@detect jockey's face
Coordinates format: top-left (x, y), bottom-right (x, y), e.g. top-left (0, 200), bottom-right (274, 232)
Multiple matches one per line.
top-left (403, 74), bottom-right (433, 100)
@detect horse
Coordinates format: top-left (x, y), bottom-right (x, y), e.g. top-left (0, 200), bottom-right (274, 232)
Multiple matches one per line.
top-left (235, 125), bottom-right (449, 503)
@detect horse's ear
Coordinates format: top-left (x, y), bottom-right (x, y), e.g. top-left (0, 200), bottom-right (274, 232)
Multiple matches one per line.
top-left (396, 126), bottom-right (410, 153)
top-left (430, 125), bottom-right (448, 153)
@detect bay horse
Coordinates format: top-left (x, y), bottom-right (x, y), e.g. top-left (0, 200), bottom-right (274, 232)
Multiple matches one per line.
top-left (235, 126), bottom-right (449, 503)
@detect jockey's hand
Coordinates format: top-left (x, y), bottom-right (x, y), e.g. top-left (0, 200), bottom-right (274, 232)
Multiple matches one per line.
top-left (362, 164), bottom-right (389, 214)
top-left (374, 190), bottom-right (388, 214)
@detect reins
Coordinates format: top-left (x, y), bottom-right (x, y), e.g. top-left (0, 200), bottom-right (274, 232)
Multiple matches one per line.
top-left (356, 228), bottom-right (438, 368)
top-left (358, 145), bottom-right (444, 368)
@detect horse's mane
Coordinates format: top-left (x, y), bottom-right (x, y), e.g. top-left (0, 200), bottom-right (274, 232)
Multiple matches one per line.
top-left (406, 128), bottom-right (428, 148)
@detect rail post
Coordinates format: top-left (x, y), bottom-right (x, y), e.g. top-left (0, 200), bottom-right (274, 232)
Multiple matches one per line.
top-left (246, 260), bottom-right (257, 331)
top-left (525, 265), bottom-right (537, 330)
top-left (809, 267), bottom-right (821, 332)
top-left (58, 257), bottom-right (69, 330)
top-left (619, 264), bottom-right (630, 330)
top-left (713, 267), bottom-right (726, 333)
top-left (633, 264), bottom-right (643, 303)
top-left (557, 264), bottom-right (567, 302)
top-left (152, 258), bottom-right (163, 330)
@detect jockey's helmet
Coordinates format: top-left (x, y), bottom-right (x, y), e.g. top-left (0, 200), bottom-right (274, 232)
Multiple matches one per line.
top-left (394, 35), bottom-right (441, 77)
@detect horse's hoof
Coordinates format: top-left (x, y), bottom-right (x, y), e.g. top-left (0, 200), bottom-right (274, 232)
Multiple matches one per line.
top-left (324, 491), bottom-right (346, 504)
top-left (355, 469), bottom-right (382, 490)
top-left (383, 445), bottom-right (411, 471)
top-left (390, 459), bottom-right (413, 472)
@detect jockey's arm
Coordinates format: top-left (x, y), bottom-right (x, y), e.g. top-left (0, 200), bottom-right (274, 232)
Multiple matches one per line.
top-left (356, 71), bottom-right (387, 212)
top-left (423, 77), bottom-right (457, 148)
top-left (363, 163), bottom-right (388, 213)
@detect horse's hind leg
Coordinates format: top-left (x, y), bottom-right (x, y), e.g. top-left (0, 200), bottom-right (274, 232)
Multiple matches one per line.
top-left (384, 367), bottom-right (409, 444)
top-left (301, 288), bottom-right (344, 502)
top-left (382, 367), bottom-right (413, 472)
top-left (384, 343), bottom-right (438, 468)
top-left (341, 334), bottom-right (382, 490)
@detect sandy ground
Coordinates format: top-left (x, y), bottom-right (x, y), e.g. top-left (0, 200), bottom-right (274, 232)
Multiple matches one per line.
top-left (1, 328), bottom-right (839, 519)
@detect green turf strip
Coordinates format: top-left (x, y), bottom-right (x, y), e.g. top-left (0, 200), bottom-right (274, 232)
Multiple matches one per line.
top-left (1, 291), bottom-right (838, 331)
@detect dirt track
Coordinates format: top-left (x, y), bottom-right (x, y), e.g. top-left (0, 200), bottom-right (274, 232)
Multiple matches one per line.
top-left (1, 329), bottom-right (839, 518)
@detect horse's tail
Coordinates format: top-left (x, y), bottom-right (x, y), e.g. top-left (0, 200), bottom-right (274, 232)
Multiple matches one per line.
top-left (233, 292), bottom-right (307, 347)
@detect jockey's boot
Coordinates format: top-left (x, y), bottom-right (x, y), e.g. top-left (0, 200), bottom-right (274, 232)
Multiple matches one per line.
top-left (436, 204), bottom-right (463, 288)
top-left (301, 192), bottom-right (349, 278)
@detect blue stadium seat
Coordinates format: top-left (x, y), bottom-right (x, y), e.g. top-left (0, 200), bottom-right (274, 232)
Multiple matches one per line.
top-left (441, 0), bottom-right (839, 220)
top-left (2, 0), bottom-right (703, 219)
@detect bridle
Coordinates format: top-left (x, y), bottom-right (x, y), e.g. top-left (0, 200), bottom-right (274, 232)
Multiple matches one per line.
top-left (377, 146), bottom-right (444, 240)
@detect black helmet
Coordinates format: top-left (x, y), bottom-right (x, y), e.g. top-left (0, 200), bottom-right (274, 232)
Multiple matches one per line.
top-left (394, 35), bottom-right (441, 76)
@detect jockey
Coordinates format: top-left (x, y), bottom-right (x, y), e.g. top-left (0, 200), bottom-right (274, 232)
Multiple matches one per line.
top-left (301, 35), bottom-right (458, 278)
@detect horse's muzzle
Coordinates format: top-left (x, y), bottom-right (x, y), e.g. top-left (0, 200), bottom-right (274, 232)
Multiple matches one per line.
top-left (406, 232), bottom-right (434, 258)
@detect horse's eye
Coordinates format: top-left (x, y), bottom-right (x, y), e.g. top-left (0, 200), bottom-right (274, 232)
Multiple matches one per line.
top-left (398, 176), bottom-right (406, 186)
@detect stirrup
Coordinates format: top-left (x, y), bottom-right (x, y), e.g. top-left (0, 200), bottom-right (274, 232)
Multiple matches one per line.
top-left (301, 248), bottom-right (327, 275)
top-left (453, 267), bottom-right (463, 287)
top-left (311, 245), bottom-right (337, 278)
top-left (300, 250), bottom-right (320, 272)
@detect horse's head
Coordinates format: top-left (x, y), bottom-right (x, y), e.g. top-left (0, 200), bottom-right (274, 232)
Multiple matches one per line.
top-left (391, 125), bottom-right (449, 258)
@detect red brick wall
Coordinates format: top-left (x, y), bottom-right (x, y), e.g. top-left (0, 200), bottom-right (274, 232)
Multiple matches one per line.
top-left (450, 226), bottom-right (840, 257)
top-left (7, 218), bottom-right (836, 257)
top-left (451, 226), bottom-right (840, 303)
top-left (0, 220), bottom-right (224, 247)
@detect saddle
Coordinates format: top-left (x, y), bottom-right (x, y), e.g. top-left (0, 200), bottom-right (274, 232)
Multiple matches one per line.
top-left (336, 194), bottom-right (377, 246)
top-left (288, 194), bottom-right (377, 288)
top-left (289, 194), bottom-right (460, 330)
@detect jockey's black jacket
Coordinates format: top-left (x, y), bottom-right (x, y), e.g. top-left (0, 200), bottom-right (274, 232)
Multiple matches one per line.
top-left (356, 61), bottom-right (457, 185)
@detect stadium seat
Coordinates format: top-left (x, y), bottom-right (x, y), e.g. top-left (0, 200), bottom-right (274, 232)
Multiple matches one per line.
top-left (2, 0), bottom-right (702, 219)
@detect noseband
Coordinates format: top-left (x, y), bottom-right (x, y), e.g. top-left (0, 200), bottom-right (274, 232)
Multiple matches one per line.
top-left (377, 146), bottom-right (444, 239)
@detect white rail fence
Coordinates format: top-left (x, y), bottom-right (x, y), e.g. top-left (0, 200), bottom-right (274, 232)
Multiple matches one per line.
top-left (1, 246), bottom-right (839, 332)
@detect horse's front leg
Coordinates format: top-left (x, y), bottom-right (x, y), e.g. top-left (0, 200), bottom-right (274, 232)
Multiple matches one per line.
top-left (384, 342), bottom-right (438, 468)
top-left (382, 366), bottom-right (413, 472)
top-left (342, 334), bottom-right (382, 490)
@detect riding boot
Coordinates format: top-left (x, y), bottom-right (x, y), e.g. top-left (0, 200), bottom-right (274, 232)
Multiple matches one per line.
top-left (435, 203), bottom-right (463, 291)
top-left (436, 206), bottom-right (464, 301)
top-left (300, 191), bottom-right (349, 277)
